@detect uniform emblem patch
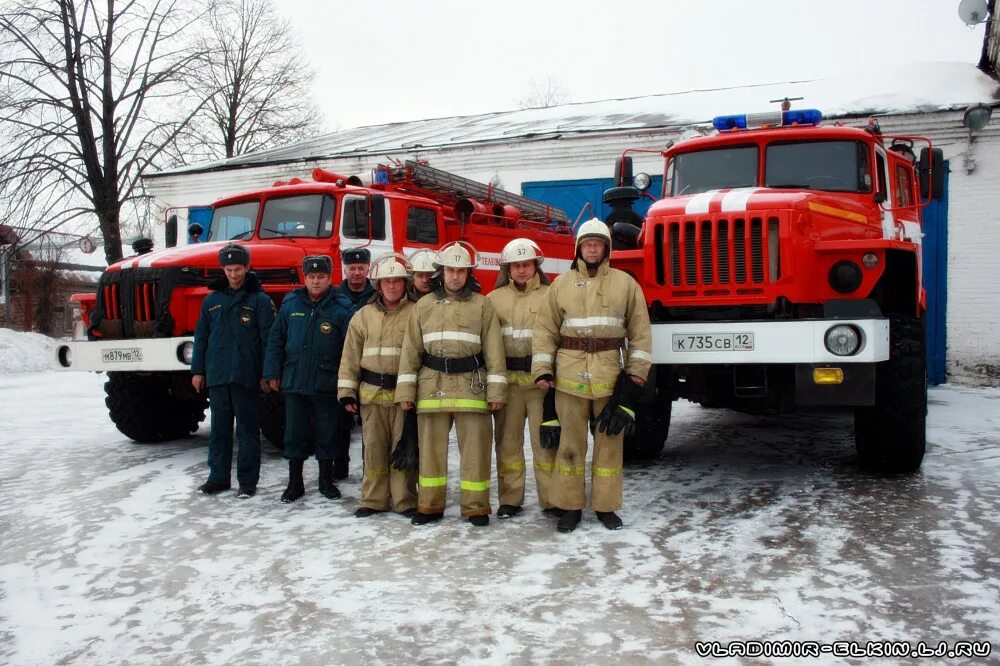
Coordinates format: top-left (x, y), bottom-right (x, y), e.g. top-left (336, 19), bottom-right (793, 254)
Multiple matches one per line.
top-left (320, 321), bottom-right (333, 334)
top-left (239, 312), bottom-right (252, 326)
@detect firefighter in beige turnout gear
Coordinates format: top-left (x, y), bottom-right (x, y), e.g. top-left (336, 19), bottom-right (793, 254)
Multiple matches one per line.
top-left (532, 218), bottom-right (652, 533)
top-left (396, 242), bottom-right (507, 526)
top-left (407, 249), bottom-right (438, 298)
top-left (338, 254), bottom-right (418, 518)
top-left (487, 238), bottom-right (554, 518)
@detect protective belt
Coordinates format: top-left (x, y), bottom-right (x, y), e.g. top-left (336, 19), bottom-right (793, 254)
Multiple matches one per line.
top-left (360, 368), bottom-right (397, 389)
top-left (505, 356), bottom-right (531, 372)
top-left (421, 352), bottom-right (485, 373)
top-left (560, 336), bottom-right (624, 353)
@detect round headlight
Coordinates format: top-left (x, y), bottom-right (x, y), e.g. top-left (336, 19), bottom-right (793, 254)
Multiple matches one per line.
top-left (633, 172), bottom-right (652, 192)
top-left (825, 324), bottom-right (862, 356)
top-left (829, 261), bottom-right (862, 294)
top-left (178, 341), bottom-right (194, 365)
top-left (861, 252), bottom-right (879, 269)
top-left (58, 345), bottom-right (73, 368)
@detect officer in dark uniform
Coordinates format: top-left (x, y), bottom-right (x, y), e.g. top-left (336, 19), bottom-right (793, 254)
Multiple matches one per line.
top-left (191, 244), bottom-right (275, 498)
top-left (264, 255), bottom-right (353, 503)
top-left (331, 247), bottom-right (375, 479)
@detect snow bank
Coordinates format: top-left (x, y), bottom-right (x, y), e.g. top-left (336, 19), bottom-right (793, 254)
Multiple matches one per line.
top-left (0, 328), bottom-right (56, 375)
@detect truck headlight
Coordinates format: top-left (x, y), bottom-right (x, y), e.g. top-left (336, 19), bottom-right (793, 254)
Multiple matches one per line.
top-left (824, 324), bottom-right (861, 356)
top-left (829, 261), bottom-right (862, 293)
top-left (178, 341), bottom-right (194, 365)
top-left (57, 345), bottom-right (73, 368)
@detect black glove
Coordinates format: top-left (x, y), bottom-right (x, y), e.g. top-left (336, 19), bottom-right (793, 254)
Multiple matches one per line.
top-left (539, 388), bottom-right (561, 450)
top-left (390, 411), bottom-right (419, 472)
top-left (596, 372), bottom-right (644, 437)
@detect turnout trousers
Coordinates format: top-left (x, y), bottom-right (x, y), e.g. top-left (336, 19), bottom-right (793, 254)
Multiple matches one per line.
top-left (417, 411), bottom-right (492, 517)
top-left (284, 393), bottom-right (339, 461)
top-left (360, 404), bottom-right (417, 512)
top-left (207, 383), bottom-right (262, 487)
top-left (551, 392), bottom-right (624, 512)
top-left (495, 385), bottom-right (554, 508)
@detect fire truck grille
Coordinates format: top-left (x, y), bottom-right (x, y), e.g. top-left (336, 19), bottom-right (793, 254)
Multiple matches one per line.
top-left (653, 216), bottom-right (780, 291)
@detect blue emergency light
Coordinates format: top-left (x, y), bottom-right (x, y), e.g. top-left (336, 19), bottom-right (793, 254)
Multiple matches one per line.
top-left (712, 108), bottom-right (823, 131)
top-left (373, 169), bottom-right (390, 185)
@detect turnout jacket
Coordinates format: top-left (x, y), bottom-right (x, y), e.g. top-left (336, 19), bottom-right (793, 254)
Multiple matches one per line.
top-left (531, 259), bottom-right (652, 399)
top-left (337, 296), bottom-right (416, 405)
top-left (264, 287), bottom-right (352, 395)
top-left (395, 286), bottom-right (507, 413)
top-left (487, 274), bottom-right (549, 389)
top-left (191, 273), bottom-right (275, 389)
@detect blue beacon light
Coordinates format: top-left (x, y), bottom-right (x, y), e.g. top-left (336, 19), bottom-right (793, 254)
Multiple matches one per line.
top-left (712, 108), bottom-right (823, 130)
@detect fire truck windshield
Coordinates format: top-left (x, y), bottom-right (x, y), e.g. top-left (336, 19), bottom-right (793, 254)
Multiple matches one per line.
top-left (671, 146), bottom-right (758, 196)
top-left (259, 195), bottom-right (335, 239)
top-left (765, 140), bottom-right (871, 193)
top-left (209, 201), bottom-right (259, 241)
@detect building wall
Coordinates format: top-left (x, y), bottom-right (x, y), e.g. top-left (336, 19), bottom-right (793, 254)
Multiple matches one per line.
top-left (144, 111), bottom-right (1000, 385)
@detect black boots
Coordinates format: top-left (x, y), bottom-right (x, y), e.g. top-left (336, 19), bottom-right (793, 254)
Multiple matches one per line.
top-left (468, 515), bottom-right (490, 527)
top-left (280, 459), bottom-right (305, 503)
top-left (354, 507), bottom-right (384, 518)
top-left (596, 511), bottom-right (623, 530)
top-left (198, 480), bottom-right (231, 494)
top-left (411, 511), bottom-right (444, 525)
top-left (496, 505), bottom-right (522, 519)
top-left (318, 460), bottom-right (342, 499)
top-left (332, 455), bottom-right (349, 480)
top-left (237, 486), bottom-right (256, 499)
top-left (557, 509), bottom-right (583, 533)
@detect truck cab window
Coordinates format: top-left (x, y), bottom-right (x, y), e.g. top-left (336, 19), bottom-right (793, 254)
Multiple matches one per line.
top-left (406, 206), bottom-right (438, 243)
top-left (209, 201), bottom-right (259, 240)
top-left (342, 195), bottom-right (387, 240)
top-left (895, 165), bottom-right (914, 207)
top-left (765, 140), bottom-right (870, 193)
top-left (259, 195), bottom-right (335, 239)
top-left (671, 146), bottom-right (758, 196)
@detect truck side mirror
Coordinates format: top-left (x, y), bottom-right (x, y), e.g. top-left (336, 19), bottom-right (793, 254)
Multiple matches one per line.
top-left (918, 147), bottom-right (945, 200)
top-left (614, 156), bottom-right (634, 187)
top-left (165, 214), bottom-right (178, 248)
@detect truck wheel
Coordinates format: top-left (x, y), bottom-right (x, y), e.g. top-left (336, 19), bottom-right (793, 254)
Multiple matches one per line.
top-left (105, 371), bottom-right (207, 443)
top-left (854, 316), bottom-right (927, 473)
top-left (259, 391), bottom-right (285, 451)
top-left (624, 387), bottom-right (672, 462)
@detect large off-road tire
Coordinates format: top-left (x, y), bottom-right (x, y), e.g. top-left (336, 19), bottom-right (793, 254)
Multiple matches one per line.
top-left (854, 316), bottom-right (927, 473)
top-left (259, 391), bottom-right (286, 451)
top-left (624, 386), bottom-right (672, 462)
top-left (105, 371), bottom-right (207, 443)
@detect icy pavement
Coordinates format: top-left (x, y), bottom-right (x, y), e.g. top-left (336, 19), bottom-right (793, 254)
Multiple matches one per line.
top-left (1, 372), bottom-right (998, 665)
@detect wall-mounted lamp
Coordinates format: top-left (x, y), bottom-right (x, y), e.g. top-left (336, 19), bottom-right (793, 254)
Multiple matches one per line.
top-left (961, 104), bottom-right (992, 175)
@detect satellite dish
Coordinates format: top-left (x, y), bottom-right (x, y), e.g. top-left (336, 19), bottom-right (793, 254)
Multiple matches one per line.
top-left (958, 0), bottom-right (988, 26)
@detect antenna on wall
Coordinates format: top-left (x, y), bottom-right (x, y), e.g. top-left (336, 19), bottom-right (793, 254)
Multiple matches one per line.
top-left (958, 0), bottom-right (988, 26)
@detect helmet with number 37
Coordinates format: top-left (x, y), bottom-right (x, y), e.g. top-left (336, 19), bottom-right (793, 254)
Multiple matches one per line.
top-left (499, 238), bottom-right (544, 266)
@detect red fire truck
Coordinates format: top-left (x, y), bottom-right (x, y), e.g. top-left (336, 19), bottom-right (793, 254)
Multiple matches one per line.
top-left (56, 161), bottom-right (575, 445)
top-left (607, 107), bottom-right (943, 472)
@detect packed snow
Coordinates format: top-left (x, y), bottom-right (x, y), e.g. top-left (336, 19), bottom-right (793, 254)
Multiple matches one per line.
top-left (1, 361), bottom-right (998, 663)
top-left (0, 328), bottom-right (57, 375)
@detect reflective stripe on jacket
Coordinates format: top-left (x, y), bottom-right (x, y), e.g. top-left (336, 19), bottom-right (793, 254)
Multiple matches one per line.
top-left (487, 273), bottom-right (548, 389)
top-left (338, 296), bottom-right (415, 405)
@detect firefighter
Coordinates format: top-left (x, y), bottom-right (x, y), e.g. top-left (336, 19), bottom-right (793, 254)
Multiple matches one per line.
top-left (264, 255), bottom-right (353, 503)
top-left (532, 219), bottom-right (652, 532)
top-left (395, 242), bottom-right (507, 526)
top-left (406, 248), bottom-right (438, 298)
top-left (338, 253), bottom-right (418, 518)
top-left (191, 244), bottom-right (275, 498)
top-left (487, 238), bottom-right (554, 518)
top-left (332, 247), bottom-right (376, 479)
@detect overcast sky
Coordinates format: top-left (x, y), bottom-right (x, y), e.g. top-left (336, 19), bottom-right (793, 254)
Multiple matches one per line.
top-left (273, 0), bottom-right (988, 131)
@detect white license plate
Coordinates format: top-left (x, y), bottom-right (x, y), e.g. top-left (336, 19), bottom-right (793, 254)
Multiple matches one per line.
top-left (671, 332), bottom-right (754, 352)
top-left (102, 347), bottom-right (143, 363)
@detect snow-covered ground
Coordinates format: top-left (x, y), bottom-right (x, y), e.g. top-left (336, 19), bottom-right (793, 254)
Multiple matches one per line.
top-left (1, 367), bottom-right (999, 664)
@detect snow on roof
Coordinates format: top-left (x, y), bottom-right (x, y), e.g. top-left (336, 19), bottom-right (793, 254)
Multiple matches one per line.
top-left (151, 62), bottom-right (998, 178)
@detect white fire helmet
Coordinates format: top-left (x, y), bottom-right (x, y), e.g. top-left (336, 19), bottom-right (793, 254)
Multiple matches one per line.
top-left (575, 217), bottom-right (612, 253)
top-left (407, 249), bottom-right (439, 274)
top-left (434, 241), bottom-right (478, 269)
top-left (500, 238), bottom-right (544, 266)
top-left (369, 253), bottom-right (412, 282)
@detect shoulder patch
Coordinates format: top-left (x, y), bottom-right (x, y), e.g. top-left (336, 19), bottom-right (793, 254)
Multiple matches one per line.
top-left (208, 304), bottom-right (222, 312)
top-left (291, 312), bottom-right (306, 317)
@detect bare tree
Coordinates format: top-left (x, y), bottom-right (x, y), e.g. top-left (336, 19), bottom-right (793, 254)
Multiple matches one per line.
top-left (0, 0), bottom-right (209, 266)
top-left (179, 0), bottom-right (322, 162)
top-left (516, 75), bottom-right (570, 109)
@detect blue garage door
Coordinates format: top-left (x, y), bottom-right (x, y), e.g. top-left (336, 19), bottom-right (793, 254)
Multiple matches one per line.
top-left (526, 172), bottom-right (950, 384)
top-left (522, 177), bottom-right (663, 231)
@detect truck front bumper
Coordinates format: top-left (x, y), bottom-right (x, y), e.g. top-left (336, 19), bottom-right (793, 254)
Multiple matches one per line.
top-left (54, 337), bottom-right (196, 372)
top-left (651, 319), bottom-right (890, 365)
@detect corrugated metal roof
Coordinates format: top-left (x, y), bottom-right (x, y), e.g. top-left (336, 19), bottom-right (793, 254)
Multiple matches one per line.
top-left (150, 62), bottom-right (998, 178)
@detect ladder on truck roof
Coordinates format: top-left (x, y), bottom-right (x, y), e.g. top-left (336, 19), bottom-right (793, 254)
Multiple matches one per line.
top-left (390, 160), bottom-right (569, 225)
